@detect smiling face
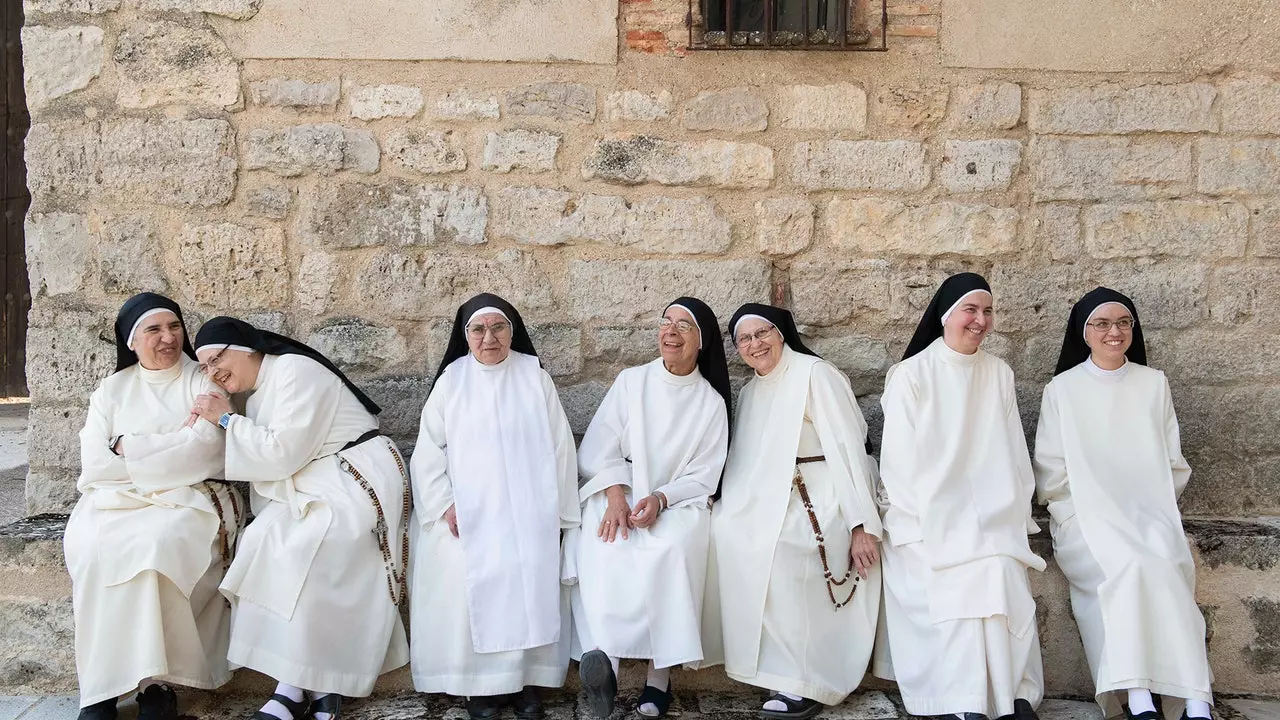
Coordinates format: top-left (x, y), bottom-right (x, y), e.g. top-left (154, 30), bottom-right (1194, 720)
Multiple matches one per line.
top-left (133, 311), bottom-right (184, 371)
top-left (1084, 302), bottom-right (1134, 370)
top-left (658, 306), bottom-right (700, 375)
top-left (466, 311), bottom-right (513, 366)
top-left (941, 290), bottom-right (994, 355)
top-left (735, 317), bottom-right (784, 376)
top-left (196, 345), bottom-right (262, 394)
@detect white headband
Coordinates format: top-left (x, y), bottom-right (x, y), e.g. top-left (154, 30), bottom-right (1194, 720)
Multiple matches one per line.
top-left (941, 289), bottom-right (993, 325)
top-left (1083, 302), bottom-right (1130, 341)
top-left (465, 307), bottom-right (510, 329)
top-left (732, 313), bottom-right (774, 339)
top-left (667, 304), bottom-right (702, 349)
top-left (126, 308), bottom-right (176, 350)
top-left (194, 341), bottom-right (255, 355)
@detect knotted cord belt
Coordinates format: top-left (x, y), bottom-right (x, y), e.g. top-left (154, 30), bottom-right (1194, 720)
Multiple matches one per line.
top-left (338, 432), bottom-right (411, 606)
top-left (793, 455), bottom-right (860, 609)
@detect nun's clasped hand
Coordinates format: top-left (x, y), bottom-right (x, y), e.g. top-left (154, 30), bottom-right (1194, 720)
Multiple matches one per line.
top-left (192, 392), bottom-right (232, 425)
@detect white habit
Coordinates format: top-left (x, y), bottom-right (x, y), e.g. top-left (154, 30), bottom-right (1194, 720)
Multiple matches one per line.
top-left (66, 355), bottom-right (240, 707)
top-left (875, 338), bottom-right (1045, 718)
top-left (219, 353), bottom-right (410, 696)
top-left (409, 351), bottom-right (580, 696)
top-left (700, 346), bottom-right (883, 705)
top-left (568, 359), bottom-right (729, 669)
top-left (1034, 359), bottom-right (1211, 719)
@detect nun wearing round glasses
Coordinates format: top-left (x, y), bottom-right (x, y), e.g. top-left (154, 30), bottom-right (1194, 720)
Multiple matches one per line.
top-left (67, 293), bottom-right (241, 720)
top-left (874, 273), bottom-right (1044, 720)
top-left (571, 298), bottom-right (731, 720)
top-left (700, 303), bottom-right (882, 720)
top-left (409, 294), bottom-right (579, 720)
top-left (1033, 288), bottom-right (1213, 720)
top-left (190, 318), bottom-right (410, 720)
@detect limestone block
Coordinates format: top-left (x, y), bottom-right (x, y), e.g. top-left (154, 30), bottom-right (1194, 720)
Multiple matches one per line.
top-left (826, 198), bottom-right (1019, 256)
top-left (560, 381), bottom-right (609, 434)
top-left (355, 249), bottom-right (553, 320)
top-left (1029, 204), bottom-right (1083, 261)
top-left (175, 223), bottom-right (289, 310)
top-left (26, 311), bottom-right (115, 404)
top-left (248, 78), bottom-right (340, 110)
top-left (1028, 137), bottom-right (1193, 201)
top-left (1027, 83), bottom-right (1217, 134)
top-left (1198, 139), bottom-right (1280, 196)
top-left (481, 130), bottom-right (559, 173)
top-left (387, 129), bottom-right (467, 175)
top-left (1148, 328), bottom-right (1280, 383)
top-left (1091, 261), bottom-right (1207, 329)
top-left (296, 252), bottom-right (341, 316)
top-left (307, 320), bottom-right (408, 373)
top-left (505, 82), bottom-right (596, 124)
top-left (489, 188), bottom-right (627, 246)
top-left (342, 129), bottom-right (380, 174)
top-left (605, 90), bottom-right (673, 122)
top-left (429, 90), bottom-right (500, 120)
top-left (246, 186), bottom-right (293, 219)
top-left (582, 136), bottom-right (773, 189)
top-left (24, 468), bottom-right (80, 515)
top-left (789, 140), bottom-right (929, 192)
top-left (98, 215), bottom-right (168, 294)
top-left (755, 197), bottom-right (814, 257)
top-left (874, 83), bottom-right (949, 130)
top-left (137, 0), bottom-right (260, 17)
top-left (1252, 203), bottom-right (1280, 258)
top-left (113, 20), bottom-right (240, 109)
top-left (27, 405), bottom-right (85, 470)
top-left (21, 26), bottom-right (103, 109)
top-left (350, 84), bottom-right (423, 120)
top-left (946, 82), bottom-right (1022, 130)
top-left (569, 259), bottom-right (769, 322)
top-left (528, 324), bottom-right (583, 377)
top-left (1210, 266), bottom-right (1280, 325)
top-left (25, 213), bottom-right (92, 296)
top-left (591, 326), bottom-right (659, 365)
top-left (1220, 78), bottom-right (1280, 135)
top-left (0, 593), bottom-right (75, 692)
top-left (774, 84), bottom-right (867, 132)
top-left (789, 259), bottom-right (892, 326)
top-left (940, 139), bottom-right (1022, 193)
top-left (806, 335), bottom-right (890, 395)
top-left (680, 87), bottom-right (768, 133)
top-left (619, 197), bottom-right (732, 254)
top-left (360, 376), bottom-right (431, 449)
top-left (307, 180), bottom-right (487, 248)
top-left (245, 124), bottom-right (379, 176)
top-left (23, 0), bottom-right (118, 13)
top-left (1083, 202), bottom-right (1248, 259)
top-left (982, 264), bottom-right (1090, 333)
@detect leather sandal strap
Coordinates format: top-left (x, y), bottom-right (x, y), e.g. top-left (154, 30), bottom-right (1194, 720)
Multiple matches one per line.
top-left (766, 694), bottom-right (812, 714)
top-left (638, 685), bottom-right (673, 714)
top-left (252, 693), bottom-right (310, 720)
top-left (311, 694), bottom-right (341, 716)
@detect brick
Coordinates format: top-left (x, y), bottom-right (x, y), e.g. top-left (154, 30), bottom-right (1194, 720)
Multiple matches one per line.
top-left (790, 259), bottom-right (892, 326)
top-left (582, 136), bottom-right (773, 189)
top-left (606, 90), bottom-right (673, 122)
top-left (826, 198), bottom-right (1019, 256)
top-left (681, 87), bottom-right (768, 132)
top-left (481, 130), bottom-right (560, 173)
top-left (306, 180), bottom-right (488, 248)
top-left (248, 78), bottom-right (340, 110)
top-left (1219, 78), bottom-right (1280, 135)
top-left (350, 84), bottom-right (424, 120)
top-left (505, 82), bottom-right (596, 124)
top-left (1027, 83), bottom-right (1217, 134)
top-left (756, 197), bottom-right (814, 257)
top-left (387, 128), bottom-right (466, 175)
top-left (946, 82), bottom-right (1022, 130)
top-left (1198, 139), bottom-right (1280, 196)
top-left (774, 83), bottom-right (867, 132)
top-left (21, 25), bottom-right (102, 109)
top-left (1083, 202), bottom-right (1248, 259)
top-left (789, 140), bottom-right (929, 192)
top-left (113, 20), bottom-right (239, 109)
top-left (1028, 137), bottom-right (1192, 201)
top-left (569, 259), bottom-right (769, 321)
top-left (940, 139), bottom-right (1022, 193)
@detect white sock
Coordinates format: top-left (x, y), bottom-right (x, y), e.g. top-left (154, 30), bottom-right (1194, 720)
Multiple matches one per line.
top-left (260, 683), bottom-right (305, 720)
top-left (1128, 689), bottom-right (1157, 715)
top-left (312, 692), bottom-right (334, 720)
top-left (646, 664), bottom-right (670, 692)
top-left (763, 692), bottom-right (804, 712)
top-left (1184, 700), bottom-right (1212, 719)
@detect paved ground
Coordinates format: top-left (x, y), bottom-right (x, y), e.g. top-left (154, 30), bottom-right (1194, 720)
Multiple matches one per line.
top-left (0, 401), bottom-right (29, 527)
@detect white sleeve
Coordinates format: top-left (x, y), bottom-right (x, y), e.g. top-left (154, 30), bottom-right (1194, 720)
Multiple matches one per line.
top-left (1032, 383), bottom-right (1075, 526)
top-left (224, 358), bottom-right (341, 483)
top-left (543, 372), bottom-right (581, 530)
top-left (410, 373), bottom-right (454, 526)
top-left (78, 386), bottom-right (128, 490)
top-left (1163, 375), bottom-right (1193, 499)
top-left (878, 365), bottom-right (922, 544)
top-left (656, 396), bottom-right (728, 509)
top-left (576, 375), bottom-right (633, 502)
top-left (809, 362), bottom-right (883, 537)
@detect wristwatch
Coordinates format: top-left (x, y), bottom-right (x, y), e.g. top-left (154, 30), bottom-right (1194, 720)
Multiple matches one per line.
top-left (218, 412), bottom-right (234, 429)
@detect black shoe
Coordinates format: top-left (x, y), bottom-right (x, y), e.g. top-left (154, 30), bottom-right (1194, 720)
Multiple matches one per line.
top-left (310, 694), bottom-right (341, 720)
top-left (1125, 706), bottom-right (1161, 720)
top-left (1014, 699), bottom-right (1039, 720)
top-left (636, 683), bottom-right (674, 719)
top-left (512, 686), bottom-right (545, 720)
top-left (466, 695), bottom-right (503, 720)
top-left (78, 698), bottom-right (118, 720)
top-left (137, 685), bottom-right (179, 720)
top-left (759, 694), bottom-right (824, 720)
top-left (579, 650), bottom-right (616, 718)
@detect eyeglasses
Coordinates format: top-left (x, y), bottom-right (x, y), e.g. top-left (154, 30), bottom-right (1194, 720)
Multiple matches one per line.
top-left (735, 326), bottom-right (777, 348)
top-left (198, 346), bottom-right (229, 376)
top-left (466, 322), bottom-right (511, 339)
top-left (1086, 318), bottom-right (1135, 333)
top-left (659, 318), bottom-right (697, 334)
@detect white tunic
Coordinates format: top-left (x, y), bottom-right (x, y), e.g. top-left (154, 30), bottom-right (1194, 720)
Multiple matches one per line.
top-left (568, 359), bottom-right (729, 669)
top-left (66, 356), bottom-right (240, 707)
top-left (700, 347), bottom-right (883, 705)
top-left (410, 352), bottom-right (580, 696)
top-left (1034, 359), bottom-right (1211, 719)
top-left (875, 338), bottom-right (1045, 718)
top-left (219, 354), bottom-right (410, 696)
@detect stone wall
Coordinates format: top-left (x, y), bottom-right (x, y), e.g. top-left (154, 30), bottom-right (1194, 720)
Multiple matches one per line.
top-left (19, 0), bottom-right (1280, 527)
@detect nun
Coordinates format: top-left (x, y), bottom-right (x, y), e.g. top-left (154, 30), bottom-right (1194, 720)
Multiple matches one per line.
top-left (409, 293), bottom-right (580, 720)
top-left (66, 293), bottom-right (241, 720)
top-left (1033, 288), bottom-right (1213, 720)
top-left (190, 317), bottom-right (410, 720)
top-left (699, 303), bottom-right (883, 719)
top-left (874, 273), bottom-right (1044, 720)
top-left (571, 298), bottom-right (732, 720)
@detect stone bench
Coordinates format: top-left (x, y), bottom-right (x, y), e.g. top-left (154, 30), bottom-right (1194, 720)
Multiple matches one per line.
top-left (2, 514), bottom-right (1278, 700)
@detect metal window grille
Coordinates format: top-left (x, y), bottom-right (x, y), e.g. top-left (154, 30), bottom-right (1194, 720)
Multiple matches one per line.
top-left (687, 0), bottom-right (888, 51)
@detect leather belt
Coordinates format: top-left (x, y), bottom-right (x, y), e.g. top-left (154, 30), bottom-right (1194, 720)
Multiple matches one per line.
top-left (796, 455), bottom-right (826, 464)
top-left (341, 428), bottom-right (382, 452)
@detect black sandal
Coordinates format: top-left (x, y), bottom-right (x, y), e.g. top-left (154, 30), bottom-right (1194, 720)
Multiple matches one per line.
top-left (251, 693), bottom-right (310, 720)
top-left (310, 694), bottom-right (341, 720)
top-left (759, 694), bottom-right (823, 720)
top-left (636, 684), bottom-right (674, 719)
top-left (578, 649), bottom-right (617, 718)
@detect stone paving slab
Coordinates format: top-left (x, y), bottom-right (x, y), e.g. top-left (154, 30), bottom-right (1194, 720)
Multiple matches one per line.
top-left (1229, 699), bottom-right (1280, 720)
top-left (0, 697), bottom-right (38, 720)
top-left (4, 695), bottom-right (76, 720)
top-left (1036, 700), bottom-right (1104, 720)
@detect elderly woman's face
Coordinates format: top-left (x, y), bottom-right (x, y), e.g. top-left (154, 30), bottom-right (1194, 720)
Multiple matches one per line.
top-left (466, 312), bottom-right (512, 365)
top-left (196, 346), bottom-right (261, 394)
top-left (133, 311), bottom-right (184, 371)
top-left (735, 317), bottom-right (784, 376)
top-left (658, 306), bottom-right (700, 374)
top-left (1084, 303), bottom-right (1134, 366)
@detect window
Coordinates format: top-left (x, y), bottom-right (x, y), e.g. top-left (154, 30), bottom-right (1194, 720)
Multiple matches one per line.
top-left (688, 0), bottom-right (887, 51)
